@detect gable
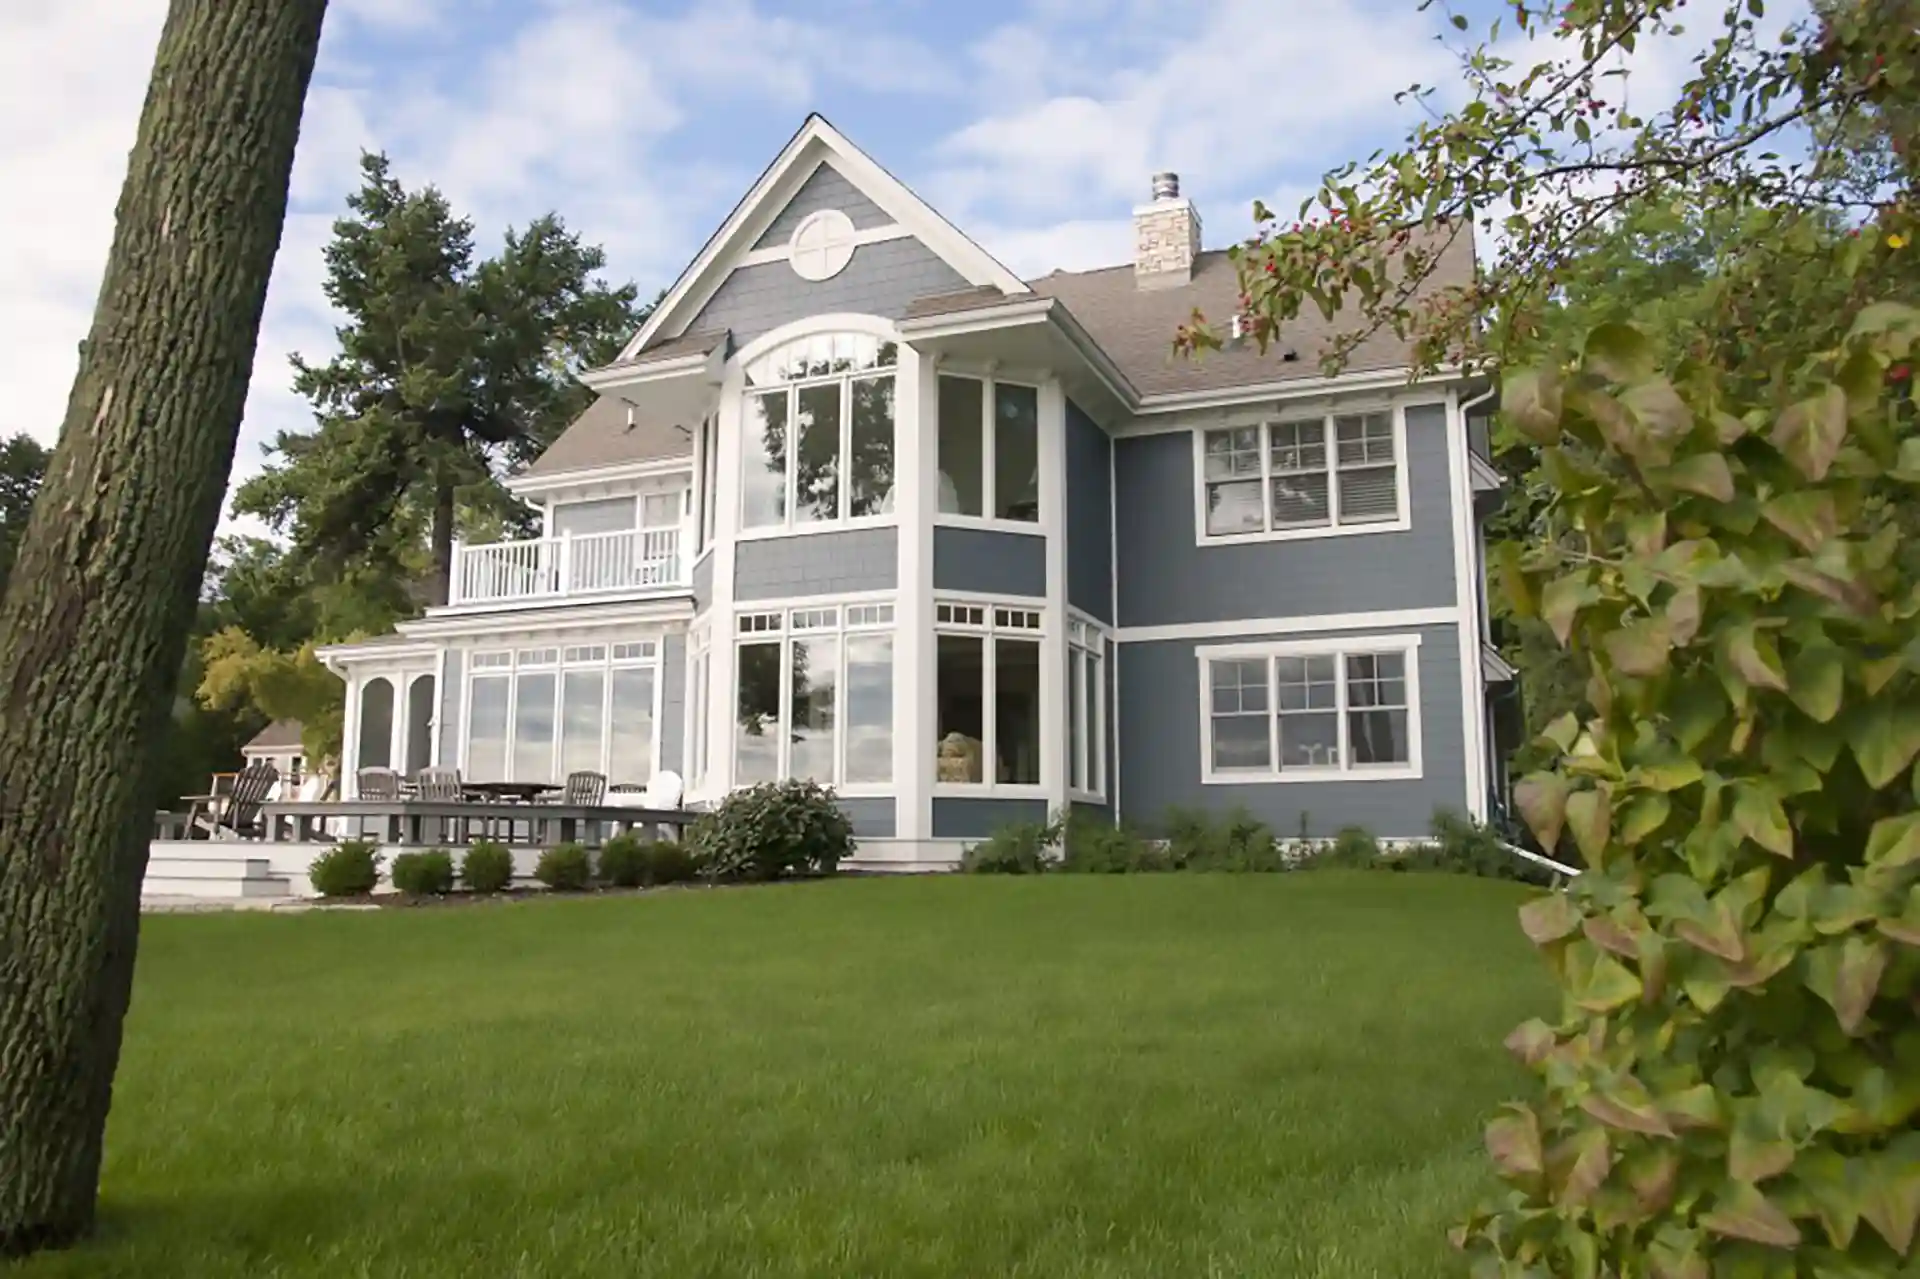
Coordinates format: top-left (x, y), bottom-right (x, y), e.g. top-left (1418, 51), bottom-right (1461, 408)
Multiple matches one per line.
top-left (687, 236), bottom-right (969, 351)
top-left (752, 162), bottom-right (891, 250)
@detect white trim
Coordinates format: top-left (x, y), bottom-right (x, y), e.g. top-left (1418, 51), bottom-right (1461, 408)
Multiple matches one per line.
top-left (1191, 405), bottom-right (1412, 547)
top-left (1039, 378), bottom-right (1068, 814)
top-left (1446, 388), bottom-right (1491, 821)
top-left (1196, 634), bottom-right (1424, 786)
top-left (1065, 610), bottom-right (1109, 803)
top-left (895, 347), bottom-right (933, 841)
top-left (1108, 427), bottom-right (1121, 822)
top-left (1132, 365), bottom-right (1467, 416)
top-left (1116, 606), bottom-right (1457, 646)
top-left (504, 454), bottom-right (693, 499)
top-left (932, 595), bottom-right (1050, 796)
top-left (899, 301), bottom-right (1138, 416)
top-left (928, 367), bottom-right (1046, 528)
top-left (619, 121), bottom-right (1028, 360)
top-left (577, 343), bottom-right (726, 395)
top-left (735, 516), bottom-right (898, 543)
top-left (459, 641), bottom-right (667, 787)
top-left (738, 221), bottom-right (914, 268)
top-left (727, 587), bottom-right (896, 612)
top-left (931, 514), bottom-right (1048, 538)
top-left (397, 598), bottom-right (693, 641)
top-left (930, 585), bottom-right (1048, 606)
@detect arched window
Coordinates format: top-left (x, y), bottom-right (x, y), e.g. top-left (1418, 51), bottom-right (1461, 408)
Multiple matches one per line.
top-left (358, 677), bottom-right (394, 771)
top-left (740, 331), bottom-right (896, 531)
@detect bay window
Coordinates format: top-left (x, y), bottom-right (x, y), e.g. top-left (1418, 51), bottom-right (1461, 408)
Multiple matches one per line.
top-left (1200, 636), bottom-right (1422, 783)
top-left (1199, 409), bottom-right (1405, 541)
top-left (732, 603), bottom-right (894, 790)
top-left (936, 375), bottom-right (1041, 523)
top-left (1068, 617), bottom-right (1108, 798)
top-left (463, 642), bottom-right (661, 784)
top-left (935, 602), bottom-right (1043, 788)
top-left (741, 332), bottom-right (896, 532)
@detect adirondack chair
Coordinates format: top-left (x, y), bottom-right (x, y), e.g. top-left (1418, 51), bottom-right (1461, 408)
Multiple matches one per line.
top-left (356, 767), bottom-right (401, 800)
top-left (561, 770), bottom-right (607, 807)
top-left (191, 761), bottom-right (278, 840)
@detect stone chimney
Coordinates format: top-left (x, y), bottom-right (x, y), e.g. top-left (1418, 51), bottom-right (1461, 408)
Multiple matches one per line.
top-left (1133, 171), bottom-right (1201, 289)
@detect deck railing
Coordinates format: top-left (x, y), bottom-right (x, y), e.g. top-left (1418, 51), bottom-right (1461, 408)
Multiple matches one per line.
top-left (450, 527), bottom-right (685, 605)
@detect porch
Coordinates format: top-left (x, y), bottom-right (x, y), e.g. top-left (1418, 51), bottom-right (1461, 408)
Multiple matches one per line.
top-left (449, 526), bottom-right (687, 607)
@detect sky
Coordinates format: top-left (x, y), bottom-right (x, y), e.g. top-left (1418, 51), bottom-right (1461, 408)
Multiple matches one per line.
top-left (1, 0), bottom-right (1710, 523)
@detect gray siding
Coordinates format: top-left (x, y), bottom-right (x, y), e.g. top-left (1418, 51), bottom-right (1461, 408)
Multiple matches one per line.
top-left (660, 633), bottom-right (686, 774)
top-left (1113, 404), bottom-right (1457, 628)
top-left (752, 162), bottom-right (891, 249)
top-left (840, 797), bottom-right (897, 839)
top-left (932, 797), bottom-right (1050, 840)
top-left (687, 238), bottom-right (968, 352)
top-left (437, 650), bottom-right (463, 768)
top-left (1115, 624), bottom-right (1468, 839)
top-left (932, 527), bottom-right (1045, 598)
top-left (1065, 399), bottom-right (1113, 623)
top-left (734, 528), bottom-right (898, 600)
top-left (691, 549), bottom-right (714, 614)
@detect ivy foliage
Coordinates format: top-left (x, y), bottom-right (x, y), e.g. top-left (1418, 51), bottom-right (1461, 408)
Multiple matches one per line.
top-left (1457, 304), bottom-right (1920, 1274)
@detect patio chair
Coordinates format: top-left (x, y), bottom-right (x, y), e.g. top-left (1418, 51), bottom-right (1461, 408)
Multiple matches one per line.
top-left (356, 767), bottom-right (401, 800)
top-left (191, 761), bottom-right (278, 840)
top-left (413, 767), bottom-right (463, 801)
top-left (561, 770), bottom-right (607, 807)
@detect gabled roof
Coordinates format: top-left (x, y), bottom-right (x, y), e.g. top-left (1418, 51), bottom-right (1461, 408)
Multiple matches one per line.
top-left (523, 395), bottom-right (694, 478)
top-left (244, 719), bottom-right (304, 753)
top-left (618, 114), bottom-right (1028, 359)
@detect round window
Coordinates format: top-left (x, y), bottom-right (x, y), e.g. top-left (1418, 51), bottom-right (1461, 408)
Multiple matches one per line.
top-left (788, 209), bottom-right (857, 282)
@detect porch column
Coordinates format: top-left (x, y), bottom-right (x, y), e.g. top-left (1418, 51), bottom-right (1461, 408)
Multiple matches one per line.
top-left (894, 347), bottom-right (935, 844)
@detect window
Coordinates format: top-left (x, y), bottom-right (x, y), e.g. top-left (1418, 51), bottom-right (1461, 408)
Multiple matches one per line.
top-left (1201, 638), bottom-right (1421, 783)
top-left (688, 630), bottom-right (710, 789)
top-left (1199, 410), bottom-right (1404, 540)
top-left (937, 374), bottom-right (1041, 523)
top-left (935, 599), bottom-right (1043, 789)
top-left (732, 602), bottom-right (894, 790)
top-left (463, 643), bottom-right (661, 784)
top-left (741, 332), bottom-right (896, 532)
top-left (696, 416), bottom-right (718, 551)
top-left (1068, 617), bottom-right (1108, 797)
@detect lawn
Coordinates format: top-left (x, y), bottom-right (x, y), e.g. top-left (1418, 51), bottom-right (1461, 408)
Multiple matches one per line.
top-left (17, 874), bottom-right (1551, 1278)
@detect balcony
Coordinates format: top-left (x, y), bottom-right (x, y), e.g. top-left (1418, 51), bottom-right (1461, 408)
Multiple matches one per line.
top-left (449, 527), bottom-right (686, 607)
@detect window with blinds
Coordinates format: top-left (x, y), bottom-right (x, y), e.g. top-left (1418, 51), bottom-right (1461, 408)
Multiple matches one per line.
top-left (1200, 410), bottom-right (1404, 539)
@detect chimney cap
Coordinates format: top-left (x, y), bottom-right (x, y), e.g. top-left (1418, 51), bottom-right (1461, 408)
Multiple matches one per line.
top-left (1151, 172), bottom-right (1180, 201)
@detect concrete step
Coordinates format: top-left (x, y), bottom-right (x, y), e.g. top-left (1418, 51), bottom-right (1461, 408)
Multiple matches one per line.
top-left (143, 873), bottom-right (290, 900)
top-left (148, 856), bottom-right (274, 879)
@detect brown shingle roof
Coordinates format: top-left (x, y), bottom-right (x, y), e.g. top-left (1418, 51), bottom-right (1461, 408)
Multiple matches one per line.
top-left (1025, 222), bottom-right (1475, 399)
top-left (619, 328), bottom-right (729, 365)
top-left (244, 719), bottom-right (304, 753)
top-left (901, 285), bottom-right (1015, 320)
top-left (522, 396), bottom-right (695, 478)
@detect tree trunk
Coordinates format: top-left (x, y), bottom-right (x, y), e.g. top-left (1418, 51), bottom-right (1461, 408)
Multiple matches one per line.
top-left (0, 0), bottom-right (327, 1257)
top-left (428, 475), bottom-right (456, 606)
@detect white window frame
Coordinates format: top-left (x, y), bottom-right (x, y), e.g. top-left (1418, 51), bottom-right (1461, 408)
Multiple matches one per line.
top-left (460, 640), bottom-right (664, 784)
top-left (1067, 612), bottom-right (1108, 802)
top-left (737, 336), bottom-right (897, 539)
top-left (933, 597), bottom-right (1048, 798)
top-left (687, 626), bottom-right (710, 791)
top-left (1192, 404), bottom-right (1412, 546)
top-left (730, 601), bottom-right (896, 796)
top-left (933, 371), bottom-right (1045, 533)
top-left (1196, 633), bottom-right (1423, 785)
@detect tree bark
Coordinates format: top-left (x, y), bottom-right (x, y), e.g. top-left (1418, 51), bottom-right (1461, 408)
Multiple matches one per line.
top-left (0, 0), bottom-right (327, 1256)
top-left (428, 475), bottom-right (456, 606)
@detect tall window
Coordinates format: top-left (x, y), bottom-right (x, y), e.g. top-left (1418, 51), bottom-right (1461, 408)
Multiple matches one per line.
top-left (463, 643), bottom-right (660, 783)
top-left (936, 375), bottom-right (1040, 523)
top-left (935, 602), bottom-right (1043, 788)
top-left (732, 604), bottom-right (894, 790)
top-left (1201, 639), bottom-right (1421, 782)
top-left (688, 629), bottom-right (710, 789)
top-left (696, 415), bottom-right (718, 551)
top-left (1068, 617), bottom-right (1108, 797)
top-left (1200, 411), bottom-right (1403, 539)
top-left (741, 332), bottom-right (896, 531)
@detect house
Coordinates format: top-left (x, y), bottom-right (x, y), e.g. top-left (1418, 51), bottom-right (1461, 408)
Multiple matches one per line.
top-left (241, 719), bottom-right (307, 784)
top-left (317, 115), bottom-right (1511, 868)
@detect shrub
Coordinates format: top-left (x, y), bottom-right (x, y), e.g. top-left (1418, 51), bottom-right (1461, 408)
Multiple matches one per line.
top-left (390, 849), bottom-right (455, 895)
top-left (646, 840), bottom-right (699, 885)
top-left (308, 840), bottom-right (381, 898)
top-left (461, 841), bottom-right (513, 894)
top-left (957, 817), bottom-right (1060, 874)
top-left (687, 780), bottom-right (853, 881)
top-left (598, 834), bottom-right (648, 888)
top-left (534, 842), bottom-right (593, 891)
top-left (1162, 806), bottom-right (1283, 872)
top-left (1059, 815), bottom-right (1169, 873)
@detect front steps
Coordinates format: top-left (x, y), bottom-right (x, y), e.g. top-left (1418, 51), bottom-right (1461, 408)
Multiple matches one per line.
top-left (143, 854), bottom-right (291, 901)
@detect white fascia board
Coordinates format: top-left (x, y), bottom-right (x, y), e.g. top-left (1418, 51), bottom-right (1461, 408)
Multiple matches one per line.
top-left (1131, 364), bottom-right (1469, 416)
top-left (502, 454), bottom-right (694, 499)
top-left (899, 300), bottom-right (1139, 419)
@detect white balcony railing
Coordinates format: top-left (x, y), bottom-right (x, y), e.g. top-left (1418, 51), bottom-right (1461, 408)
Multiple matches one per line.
top-left (450, 527), bottom-right (685, 606)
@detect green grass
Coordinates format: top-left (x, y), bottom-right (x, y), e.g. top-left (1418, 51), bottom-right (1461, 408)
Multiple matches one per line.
top-left (14, 874), bottom-right (1551, 1278)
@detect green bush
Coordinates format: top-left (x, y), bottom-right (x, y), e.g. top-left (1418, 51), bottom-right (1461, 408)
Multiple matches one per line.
top-left (687, 780), bottom-right (853, 881)
top-left (461, 842), bottom-right (513, 894)
top-left (957, 818), bottom-right (1059, 874)
top-left (646, 840), bottom-right (699, 885)
top-left (308, 840), bottom-right (381, 897)
top-left (1059, 815), bottom-right (1169, 873)
top-left (597, 834), bottom-right (648, 888)
top-left (1162, 806), bottom-right (1283, 872)
top-left (534, 842), bottom-right (593, 891)
top-left (390, 849), bottom-right (455, 895)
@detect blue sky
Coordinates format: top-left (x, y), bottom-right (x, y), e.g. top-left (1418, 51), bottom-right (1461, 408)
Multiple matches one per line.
top-left (0, 0), bottom-right (1676, 512)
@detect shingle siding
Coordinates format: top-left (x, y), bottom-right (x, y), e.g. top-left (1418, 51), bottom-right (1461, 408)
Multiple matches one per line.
top-left (734, 528), bottom-right (898, 600)
top-left (1065, 399), bottom-right (1113, 624)
top-left (1115, 623), bottom-right (1468, 839)
top-left (752, 163), bottom-right (892, 249)
top-left (686, 239), bottom-right (968, 352)
top-left (932, 527), bottom-right (1046, 598)
top-left (1113, 403), bottom-right (1458, 628)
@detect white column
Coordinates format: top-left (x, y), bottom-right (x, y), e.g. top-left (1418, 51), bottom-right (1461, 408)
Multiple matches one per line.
top-left (1442, 390), bottom-right (1490, 821)
top-left (1039, 378), bottom-right (1069, 818)
top-left (895, 347), bottom-right (934, 843)
top-left (709, 368), bottom-right (746, 795)
top-left (340, 670), bottom-right (362, 799)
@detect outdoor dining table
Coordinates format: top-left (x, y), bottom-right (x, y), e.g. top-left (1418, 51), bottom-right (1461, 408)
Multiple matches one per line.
top-left (461, 781), bottom-right (562, 803)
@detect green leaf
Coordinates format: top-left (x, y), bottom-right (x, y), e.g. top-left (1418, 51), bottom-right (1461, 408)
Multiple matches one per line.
top-left (1565, 787), bottom-right (1611, 866)
top-left (1762, 490), bottom-right (1839, 554)
top-left (1701, 1181), bottom-right (1803, 1249)
top-left (1661, 1083), bottom-right (1725, 1132)
top-left (1665, 583), bottom-right (1704, 645)
top-left (1519, 891), bottom-right (1580, 946)
top-left (1805, 936), bottom-right (1889, 1037)
top-left (1514, 772), bottom-right (1570, 851)
top-left (1604, 617), bottom-right (1673, 678)
top-left (1866, 813), bottom-right (1920, 873)
top-left (1729, 1106), bottom-right (1796, 1184)
top-left (1785, 646), bottom-right (1845, 723)
top-left (1792, 1147), bottom-right (1861, 1250)
top-left (1622, 377), bottom-right (1693, 443)
top-left (1723, 622), bottom-right (1789, 693)
top-left (1733, 782), bottom-right (1795, 858)
top-left (1484, 1103), bottom-right (1543, 1177)
top-left (1657, 453), bottom-right (1736, 503)
top-left (1771, 385), bottom-right (1848, 482)
top-left (1503, 1018), bottom-right (1556, 1065)
top-left (1633, 756), bottom-right (1703, 792)
top-left (1847, 700), bottom-right (1920, 788)
top-left (1619, 793), bottom-right (1671, 845)
top-left (1580, 1075), bottom-right (1676, 1138)
top-left (1503, 365), bottom-right (1564, 444)
top-left (1572, 948), bottom-right (1644, 1012)
top-left (1646, 1227), bottom-right (1709, 1279)
top-left (1860, 1138), bottom-right (1920, 1256)
top-left (1540, 712), bottom-right (1580, 755)
top-left (1553, 1126), bottom-right (1612, 1209)
top-left (1585, 321), bottom-right (1657, 384)
top-left (1542, 572), bottom-right (1598, 647)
